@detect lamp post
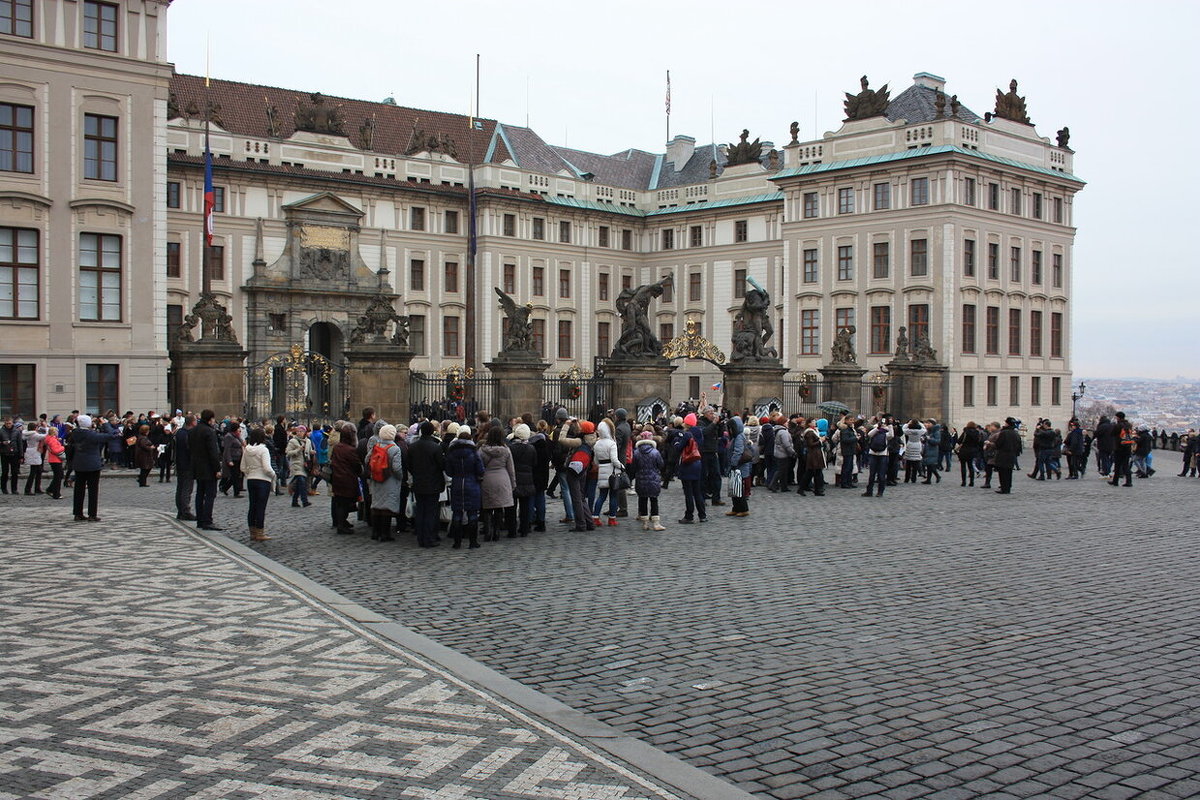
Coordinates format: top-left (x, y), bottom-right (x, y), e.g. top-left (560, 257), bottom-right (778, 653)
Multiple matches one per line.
top-left (1071, 381), bottom-right (1086, 420)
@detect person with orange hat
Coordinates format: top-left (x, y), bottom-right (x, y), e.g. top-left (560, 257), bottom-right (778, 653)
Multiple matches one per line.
top-left (674, 413), bottom-right (707, 524)
top-left (565, 419), bottom-right (595, 531)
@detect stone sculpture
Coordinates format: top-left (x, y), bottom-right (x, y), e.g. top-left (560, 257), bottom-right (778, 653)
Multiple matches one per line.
top-left (894, 326), bottom-right (910, 362)
top-left (349, 294), bottom-right (406, 346)
top-left (729, 277), bottom-right (778, 362)
top-left (495, 287), bottom-right (535, 354)
top-left (910, 329), bottom-right (938, 364)
top-left (295, 93), bottom-right (346, 136)
top-left (724, 129), bottom-right (763, 167)
top-left (1056, 126), bottom-right (1071, 148)
top-left (844, 75), bottom-right (891, 121)
top-left (830, 325), bottom-right (858, 364)
top-left (613, 276), bottom-right (673, 358)
top-left (993, 79), bottom-right (1032, 125)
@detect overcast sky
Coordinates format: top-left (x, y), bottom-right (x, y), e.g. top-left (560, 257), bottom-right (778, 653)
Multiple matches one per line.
top-left (167, 0), bottom-right (1200, 381)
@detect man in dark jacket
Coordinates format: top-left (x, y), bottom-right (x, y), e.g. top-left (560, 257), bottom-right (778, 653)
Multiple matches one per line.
top-left (1064, 420), bottom-right (1085, 479)
top-left (189, 409), bottom-right (223, 530)
top-left (69, 414), bottom-right (117, 521)
top-left (0, 417), bottom-right (21, 494)
top-left (1093, 416), bottom-right (1115, 476)
top-left (406, 421), bottom-right (446, 548)
top-left (993, 417), bottom-right (1023, 494)
top-left (698, 408), bottom-right (724, 506)
top-left (174, 414), bottom-right (197, 520)
top-left (613, 408), bottom-right (632, 517)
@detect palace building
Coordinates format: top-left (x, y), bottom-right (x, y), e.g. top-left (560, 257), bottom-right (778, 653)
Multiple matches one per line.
top-left (0, 0), bottom-right (1083, 424)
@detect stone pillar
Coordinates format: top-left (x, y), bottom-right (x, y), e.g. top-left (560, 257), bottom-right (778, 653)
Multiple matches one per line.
top-left (820, 364), bottom-right (868, 413)
top-left (721, 360), bottom-right (787, 415)
top-left (886, 361), bottom-right (948, 422)
top-left (344, 343), bottom-right (414, 424)
top-left (486, 353), bottom-right (550, 420)
top-left (169, 341), bottom-right (248, 420)
top-left (604, 356), bottom-right (678, 412)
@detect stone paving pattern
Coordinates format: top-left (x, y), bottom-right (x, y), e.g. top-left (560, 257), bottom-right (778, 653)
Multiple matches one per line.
top-left (0, 506), bottom-right (695, 800)
top-left (4, 469), bottom-right (1199, 799)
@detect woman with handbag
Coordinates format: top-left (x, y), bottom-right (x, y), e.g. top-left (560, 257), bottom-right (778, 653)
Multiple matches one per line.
top-left (675, 413), bottom-right (707, 524)
top-left (133, 423), bottom-right (157, 487)
top-left (43, 427), bottom-right (66, 499)
top-left (725, 416), bottom-right (753, 517)
top-left (591, 419), bottom-right (621, 527)
top-left (632, 431), bottom-right (666, 530)
top-left (286, 426), bottom-right (314, 507)
top-left (242, 427), bottom-right (276, 541)
top-left (479, 424), bottom-right (516, 540)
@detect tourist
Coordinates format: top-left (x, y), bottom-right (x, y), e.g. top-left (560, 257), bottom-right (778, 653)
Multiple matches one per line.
top-left (921, 420), bottom-right (943, 484)
top-left (957, 421), bottom-right (984, 486)
top-left (993, 417), bottom-right (1022, 494)
top-left (591, 418), bottom-right (620, 527)
top-left (902, 420), bottom-right (926, 484)
top-left (675, 413), bottom-right (706, 524)
top-left (309, 424), bottom-right (328, 495)
top-left (242, 427), bottom-right (276, 541)
top-left (190, 409), bottom-right (223, 530)
top-left (564, 420), bottom-right (595, 532)
top-left (1110, 412), bottom-right (1134, 487)
top-left (69, 414), bottom-right (115, 522)
top-left (329, 424), bottom-right (361, 535)
top-left (1094, 415), bottom-right (1116, 476)
top-left (1179, 429), bottom-right (1197, 477)
top-left (1133, 424), bottom-right (1154, 478)
top-left (1064, 420), bottom-right (1085, 479)
top-left (286, 426), bottom-right (314, 507)
top-left (174, 414), bottom-right (196, 520)
top-left (271, 414), bottom-right (289, 492)
top-left (508, 423), bottom-right (537, 536)
top-left (480, 424), bottom-right (516, 540)
top-left (861, 418), bottom-right (892, 497)
top-left (365, 424), bottom-right (404, 542)
top-left (408, 421), bottom-right (446, 547)
top-left (799, 418), bottom-right (826, 496)
top-left (632, 430), bottom-right (666, 530)
top-left (21, 422), bottom-right (45, 495)
top-left (0, 417), bottom-right (21, 493)
top-left (528, 420), bottom-right (553, 532)
top-left (42, 426), bottom-right (66, 499)
top-left (698, 407), bottom-right (724, 507)
top-left (726, 416), bottom-right (752, 516)
top-left (445, 425), bottom-right (483, 548)
top-left (769, 416), bottom-right (795, 493)
top-left (133, 423), bottom-right (157, 487)
top-left (220, 421), bottom-right (244, 497)
top-left (551, 409), bottom-right (581, 525)
top-left (612, 408), bottom-right (632, 518)
top-left (834, 414), bottom-right (860, 489)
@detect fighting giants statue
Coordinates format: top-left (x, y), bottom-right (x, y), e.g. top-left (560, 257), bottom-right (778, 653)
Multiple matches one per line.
top-left (730, 277), bottom-right (778, 362)
top-left (830, 325), bottom-right (858, 365)
top-left (613, 275), bottom-right (673, 358)
top-left (495, 287), bottom-right (535, 354)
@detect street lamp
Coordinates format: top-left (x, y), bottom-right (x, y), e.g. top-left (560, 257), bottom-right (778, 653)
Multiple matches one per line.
top-left (1071, 381), bottom-right (1086, 420)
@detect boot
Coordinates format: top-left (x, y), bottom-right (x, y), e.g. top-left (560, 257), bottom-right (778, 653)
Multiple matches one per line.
top-left (250, 527), bottom-right (271, 541)
top-left (450, 520), bottom-right (463, 549)
top-left (651, 515), bottom-right (666, 531)
top-left (641, 516), bottom-right (651, 531)
top-left (467, 521), bottom-right (480, 548)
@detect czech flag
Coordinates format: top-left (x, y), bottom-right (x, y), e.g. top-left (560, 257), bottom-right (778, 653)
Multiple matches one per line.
top-left (710, 381), bottom-right (722, 391)
top-left (203, 130), bottom-right (215, 246)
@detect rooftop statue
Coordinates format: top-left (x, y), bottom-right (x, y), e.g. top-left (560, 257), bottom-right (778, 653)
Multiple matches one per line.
top-left (613, 276), bottom-right (673, 358)
top-left (295, 93), bottom-right (346, 136)
top-left (730, 277), bottom-right (778, 362)
top-left (844, 75), bottom-right (891, 121)
top-left (495, 287), bottom-right (535, 354)
top-left (725, 129), bottom-right (763, 167)
top-left (1056, 126), bottom-right (1071, 149)
top-left (993, 79), bottom-right (1033, 125)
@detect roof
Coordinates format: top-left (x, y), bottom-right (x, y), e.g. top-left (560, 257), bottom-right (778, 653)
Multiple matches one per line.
top-left (770, 144), bottom-right (1085, 184)
top-left (169, 73), bottom-right (496, 164)
top-left (884, 82), bottom-right (982, 125)
top-left (543, 191), bottom-right (783, 218)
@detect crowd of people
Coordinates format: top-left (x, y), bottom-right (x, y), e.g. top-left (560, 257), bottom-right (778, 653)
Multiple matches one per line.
top-left (1, 404), bottom-right (1197, 544)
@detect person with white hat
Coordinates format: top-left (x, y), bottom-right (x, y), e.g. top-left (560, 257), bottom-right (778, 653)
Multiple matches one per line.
top-left (68, 414), bottom-right (118, 522)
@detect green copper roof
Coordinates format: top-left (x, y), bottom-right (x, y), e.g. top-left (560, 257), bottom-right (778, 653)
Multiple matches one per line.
top-left (543, 191), bottom-right (783, 218)
top-left (771, 144), bottom-right (1085, 184)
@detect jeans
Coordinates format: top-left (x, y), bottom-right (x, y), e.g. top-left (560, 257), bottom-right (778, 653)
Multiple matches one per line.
top-left (681, 478), bottom-right (706, 520)
top-left (1034, 450), bottom-right (1053, 478)
top-left (593, 485), bottom-right (618, 518)
top-left (72, 470), bottom-right (101, 518)
top-left (997, 467), bottom-right (1014, 493)
top-left (531, 489), bottom-right (546, 528)
top-left (175, 471), bottom-right (195, 516)
top-left (555, 467), bottom-right (574, 520)
top-left (290, 474), bottom-right (309, 505)
top-left (839, 453), bottom-right (855, 487)
top-left (866, 454), bottom-right (888, 495)
top-left (959, 455), bottom-right (976, 484)
top-left (247, 479), bottom-right (271, 529)
top-left (1098, 450), bottom-right (1114, 475)
top-left (413, 492), bottom-right (440, 546)
top-left (566, 470), bottom-right (592, 529)
top-left (769, 456), bottom-right (792, 491)
top-left (194, 479), bottom-right (217, 526)
top-left (940, 451), bottom-right (952, 471)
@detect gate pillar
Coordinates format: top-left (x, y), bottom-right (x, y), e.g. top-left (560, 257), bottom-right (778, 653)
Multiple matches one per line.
top-left (487, 353), bottom-right (550, 421)
top-left (344, 342), bottom-right (414, 425)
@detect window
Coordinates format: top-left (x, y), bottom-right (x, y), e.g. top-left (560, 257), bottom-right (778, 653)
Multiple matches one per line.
top-left (961, 304), bottom-right (976, 353)
top-left (597, 321), bottom-right (610, 357)
top-left (987, 243), bottom-right (999, 280)
top-left (1053, 197), bottom-right (1064, 224)
top-left (837, 245), bottom-right (853, 281)
top-left (1031, 376), bottom-right (1041, 406)
top-left (910, 238), bottom-right (928, 277)
top-left (558, 220), bottom-right (571, 243)
top-left (963, 239), bottom-right (976, 277)
top-left (659, 323), bottom-right (674, 344)
top-left (621, 229), bottom-right (632, 250)
top-left (502, 213), bottom-right (515, 237)
top-left (557, 320), bottom-right (572, 359)
top-left (408, 315), bottom-right (425, 355)
top-left (166, 241), bottom-right (180, 278)
top-left (1010, 246), bottom-right (1021, 282)
top-left (531, 319), bottom-right (545, 358)
top-left (83, 114), bottom-right (118, 181)
top-left (83, 1), bottom-right (118, 51)
top-left (1008, 308), bottom-right (1022, 355)
top-left (166, 180), bottom-right (180, 208)
top-left (835, 308), bottom-right (855, 344)
top-left (690, 225), bottom-right (702, 247)
top-left (986, 375), bottom-right (998, 406)
top-left (444, 261), bottom-right (458, 292)
top-left (1051, 376), bottom-right (1062, 405)
top-left (1032, 193), bottom-right (1043, 220)
top-left (0, 227), bottom-right (38, 319)
top-left (79, 233), bottom-right (120, 321)
top-left (622, 274), bottom-right (631, 291)
top-left (803, 192), bottom-right (819, 218)
top-left (1010, 188), bottom-right (1021, 215)
top-left (166, 303), bottom-right (182, 342)
top-left (1009, 376), bottom-right (1020, 405)
top-left (987, 182), bottom-right (1000, 210)
top-left (800, 309), bottom-right (819, 355)
top-left (212, 186), bottom-right (225, 213)
top-left (907, 304), bottom-right (929, 343)
top-left (268, 312), bottom-right (287, 333)
top-left (442, 316), bottom-right (460, 357)
top-left (910, 177), bottom-right (929, 206)
top-left (803, 248), bottom-right (818, 283)
top-left (1052, 254), bottom-right (1063, 288)
top-left (207, 244), bottom-right (224, 281)
top-left (870, 306), bottom-right (890, 354)
top-left (662, 228), bottom-right (674, 250)
top-left (1030, 310), bottom-right (1043, 357)
top-left (85, 363), bottom-right (118, 414)
top-left (689, 376), bottom-right (700, 400)
top-left (408, 207), bottom-right (426, 231)
top-left (1050, 312), bottom-right (1063, 357)
top-left (873, 182), bottom-right (891, 210)
top-left (1, 0), bottom-right (34, 37)
top-left (688, 272), bottom-right (701, 303)
top-left (661, 273), bottom-right (673, 303)
top-left (532, 266), bottom-right (544, 296)
top-left (502, 262), bottom-right (515, 294)
top-left (733, 268), bottom-right (746, 298)
top-left (531, 217), bottom-right (544, 240)
top-left (838, 187), bottom-right (855, 214)
top-left (1031, 250), bottom-right (1043, 285)
top-left (409, 259), bottom-right (424, 291)
top-left (558, 268), bottom-right (570, 298)
top-left (963, 375), bottom-right (975, 407)
top-left (871, 242), bottom-right (889, 279)
top-left (444, 210), bottom-right (459, 234)
top-left (0, 102), bottom-right (34, 173)
top-left (963, 178), bottom-right (976, 206)
top-left (734, 220), bottom-right (748, 243)
top-left (985, 306), bottom-right (1000, 354)
top-left (598, 225), bottom-right (609, 248)
top-left (598, 273), bottom-right (609, 302)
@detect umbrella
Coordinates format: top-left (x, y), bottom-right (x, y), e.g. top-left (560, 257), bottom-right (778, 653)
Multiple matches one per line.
top-left (818, 400), bottom-right (850, 414)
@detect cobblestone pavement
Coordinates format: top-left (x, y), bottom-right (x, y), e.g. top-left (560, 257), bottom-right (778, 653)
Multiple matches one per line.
top-left (4, 466), bottom-right (1199, 799)
top-left (0, 504), bottom-right (725, 799)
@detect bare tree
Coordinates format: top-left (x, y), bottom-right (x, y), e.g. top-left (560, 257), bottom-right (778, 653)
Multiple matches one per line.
top-left (1077, 400), bottom-right (1117, 430)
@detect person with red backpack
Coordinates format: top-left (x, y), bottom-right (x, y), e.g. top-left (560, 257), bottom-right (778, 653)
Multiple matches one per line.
top-left (565, 420), bottom-right (595, 532)
top-left (365, 424), bottom-right (404, 542)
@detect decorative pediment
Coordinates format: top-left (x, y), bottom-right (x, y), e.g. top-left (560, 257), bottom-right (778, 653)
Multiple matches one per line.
top-left (282, 191), bottom-right (364, 218)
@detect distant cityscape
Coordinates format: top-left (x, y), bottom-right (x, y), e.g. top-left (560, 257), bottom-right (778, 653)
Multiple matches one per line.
top-left (1078, 378), bottom-right (1200, 432)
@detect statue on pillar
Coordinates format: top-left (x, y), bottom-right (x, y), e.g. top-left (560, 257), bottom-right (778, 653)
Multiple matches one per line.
top-left (613, 275), bottom-right (673, 358)
top-left (830, 326), bottom-right (858, 365)
top-left (349, 294), bottom-right (407, 346)
top-left (910, 329), bottom-right (938, 364)
top-left (729, 277), bottom-right (778, 362)
top-left (893, 326), bottom-right (911, 362)
top-left (175, 292), bottom-right (239, 345)
top-left (495, 287), bottom-right (535, 354)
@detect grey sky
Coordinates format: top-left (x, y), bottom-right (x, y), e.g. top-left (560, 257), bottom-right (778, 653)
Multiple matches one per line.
top-left (166, 0), bottom-right (1200, 380)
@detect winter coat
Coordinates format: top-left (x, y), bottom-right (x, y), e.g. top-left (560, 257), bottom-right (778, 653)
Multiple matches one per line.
top-left (71, 428), bottom-right (117, 473)
top-left (803, 428), bottom-right (826, 470)
top-left (508, 439), bottom-right (537, 498)
top-left (728, 417), bottom-right (752, 479)
top-left (1033, 427), bottom-right (1058, 454)
top-left (592, 422), bottom-right (619, 484)
top-left (528, 431), bottom-right (552, 491)
top-left (242, 443), bottom-right (276, 483)
top-left (408, 434), bottom-right (447, 495)
top-left (836, 422), bottom-right (860, 456)
top-left (1064, 428), bottom-right (1084, 455)
top-left (1094, 419), bottom-right (1116, 454)
top-left (864, 425), bottom-right (893, 456)
top-left (330, 441), bottom-right (362, 498)
top-left (632, 439), bottom-right (664, 496)
top-left (673, 426), bottom-right (704, 481)
top-left (0, 423), bottom-right (21, 458)
top-left (43, 434), bottom-right (66, 465)
top-left (189, 421), bottom-right (222, 478)
top-left (22, 430), bottom-right (45, 466)
top-left (902, 426), bottom-right (926, 461)
top-left (958, 427), bottom-right (984, 458)
top-left (773, 424), bottom-right (796, 460)
top-left (922, 425), bottom-right (943, 467)
top-left (479, 443), bottom-right (516, 509)
top-left (221, 431), bottom-right (243, 479)
top-left (135, 434), bottom-right (157, 471)
top-left (445, 438), bottom-right (484, 514)
top-left (994, 426), bottom-right (1022, 469)
top-left (286, 436), bottom-right (313, 477)
top-left (365, 441), bottom-right (405, 513)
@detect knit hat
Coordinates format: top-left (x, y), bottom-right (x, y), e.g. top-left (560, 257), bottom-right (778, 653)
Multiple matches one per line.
top-left (446, 422), bottom-right (460, 436)
top-left (683, 413), bottom-right (698, 427)
top-left (638, 430), bottom-right (654, 440)
top-left (760, 416), bottom-right (770, 425)
top-left (457, 425), bottom-right (471, 438)
top-left (294, 425), bottom-right (308, 434)
top-left (556, 407), bottom-right (569, 421)
top-left (76, 414), bottom-right (93, 429)
top-left (513, 423), bottom-right (531, 441)
top-left (379, 424), bottom-right (397, 441)
top-left (579, 420), bottom-right (595, 434)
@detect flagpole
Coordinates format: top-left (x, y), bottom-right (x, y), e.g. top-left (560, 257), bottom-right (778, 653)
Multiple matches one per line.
top-left (464, 53), bottom-right (480, 374)
top-left (202, 46), bottom-right (212, 299)
top-left (665, 69), bottom-right (671, 143)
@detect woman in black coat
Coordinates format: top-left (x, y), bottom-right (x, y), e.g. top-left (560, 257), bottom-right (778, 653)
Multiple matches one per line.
top-left (508, 423), bottom-right (537, 535)
top-left (957, 421), bottom-right (984, 487)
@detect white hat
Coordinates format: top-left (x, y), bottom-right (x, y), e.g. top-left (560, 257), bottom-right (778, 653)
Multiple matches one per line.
top-left (379, 424), bottom-right (397, 441)
top-left (76, 414), bottom-right (93, 429)
top-left (457, 425), bottom-right (472, 438)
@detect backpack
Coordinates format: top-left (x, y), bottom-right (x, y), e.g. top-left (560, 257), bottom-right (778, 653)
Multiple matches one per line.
top-left (869, 428), bottom-right (888, 452)
top-left (368, 443), bottom-right (393, 482)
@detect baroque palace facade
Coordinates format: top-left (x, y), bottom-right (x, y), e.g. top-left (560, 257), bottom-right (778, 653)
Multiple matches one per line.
top-left (0, 0), bottom-right (1083, 424)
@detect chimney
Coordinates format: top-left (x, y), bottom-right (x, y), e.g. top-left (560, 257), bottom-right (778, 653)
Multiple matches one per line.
top-left (913, 72), bottom-right (946, 92)
top-left (665, 135), bottom-right (695, 173)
